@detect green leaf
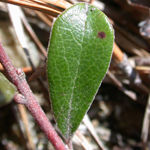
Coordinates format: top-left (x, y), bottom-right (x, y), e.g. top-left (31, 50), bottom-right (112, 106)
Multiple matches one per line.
top-left (47, 3), bottom-right (114, 141)
top-left (0, 72), bottom-right (16, 107)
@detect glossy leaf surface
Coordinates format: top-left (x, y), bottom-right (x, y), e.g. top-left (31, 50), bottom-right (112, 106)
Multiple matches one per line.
top-left (47, 3), bottom-right (114, 141)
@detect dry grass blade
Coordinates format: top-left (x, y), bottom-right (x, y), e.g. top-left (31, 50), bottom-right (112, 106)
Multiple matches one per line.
top-left (25, 0), bottom-right (64, 13)
top-left (0, 0), bottom-right (61, 17)
top-left (113, 23), bottom-right (149, 52)
top-left (7, 4), bottom-right (50, 104)
top-left (0, 65), bottom-right (33, 74)
top-left (89, 0), bottom-right (94, 5)
top-left (35, 11), bottom-right (53, 27)
top-left (28, 64), bottom-right (47, 81)
top-left (7, 4), bottom-right (27, 48)
top-left (135, 66), bottom-right (150, 74)
top-left (7, 3), bottom-right (47, 60)
top-left (74, 130), bottom-right (93, 150)
top-left (83, 114), bottom-right (106, 150)
top-left (116, 31), bottom-right (146, 57)
top-left (18, 105), bottom-right (36, 150)
top-left (107, 71), bottom-right (137, 101)
top-left (112, 42), bottom-right (124, 63)
top-left (141, 93), bottom-right (150, 145)
top-left (19, 7), bottom-right (47, 57)
top-left (31, 0), bottom-right (72, 9)
top-left (12, 104), bottom-right (31, 150)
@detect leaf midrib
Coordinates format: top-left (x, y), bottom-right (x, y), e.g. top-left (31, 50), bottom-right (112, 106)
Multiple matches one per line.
top-left (66, 3), bottom-right (89, 138)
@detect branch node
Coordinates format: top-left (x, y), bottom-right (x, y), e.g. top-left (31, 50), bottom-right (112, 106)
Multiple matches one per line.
top-left (14, 93), bottom-right (27, 104)
top-left (16, 68), bottom-right (26, 80)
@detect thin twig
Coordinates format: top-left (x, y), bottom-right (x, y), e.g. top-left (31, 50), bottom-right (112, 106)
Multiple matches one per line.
top-left (0, 42), bottom-right (68, 150)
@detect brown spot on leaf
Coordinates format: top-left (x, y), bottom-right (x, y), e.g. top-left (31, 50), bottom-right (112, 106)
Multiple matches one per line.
top-left (60, 93), bottom-right (66, 96)
top-left (98, 32), bottom-right (106, 39)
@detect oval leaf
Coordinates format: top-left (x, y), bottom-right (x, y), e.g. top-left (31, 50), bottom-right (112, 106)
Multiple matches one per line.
top-left (47, 3), bottom-right (114, 141)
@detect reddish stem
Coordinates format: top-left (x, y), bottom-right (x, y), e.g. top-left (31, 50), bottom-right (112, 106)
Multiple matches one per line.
top-left (0, 42), bottom-right (68, 150)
